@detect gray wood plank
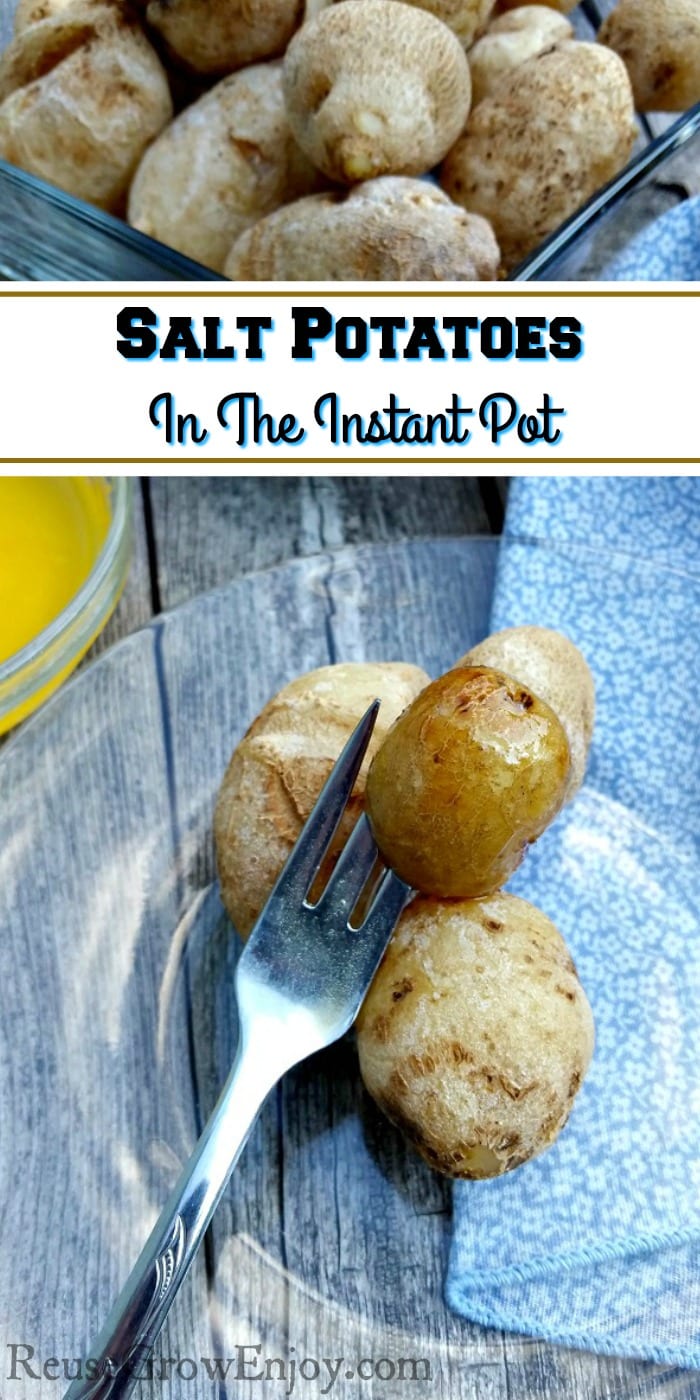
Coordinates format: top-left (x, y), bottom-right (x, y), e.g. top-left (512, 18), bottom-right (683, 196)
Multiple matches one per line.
top-left (148, 478), bottom-right (492, 610)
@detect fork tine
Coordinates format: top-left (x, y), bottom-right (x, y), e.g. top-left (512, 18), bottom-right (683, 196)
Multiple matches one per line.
top-left (357, 865), bottom-right (412, 933)
top-left (312, 812), bottom-right (378, 918)
top-left (270, 701), bottom-right (379, 904)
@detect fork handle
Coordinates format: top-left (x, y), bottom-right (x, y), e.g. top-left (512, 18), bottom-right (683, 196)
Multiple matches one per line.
top-left (64, 1026), bottom-right (281, 1400)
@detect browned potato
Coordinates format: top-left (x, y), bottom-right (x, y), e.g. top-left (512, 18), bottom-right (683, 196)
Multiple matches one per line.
top-left (357, 892), bottom-right (594, 1178)
top-left (214, 661), bottom-right (429, 938)
top-left (0, 1), bottom-right (172, 212)
top-left (283, 1), bottom-right (472, 184)
top-left (460, 626), bottom-right (595, 801)
top-left (146, 0), bottom-right (303, 77)
top-left (469, 6), bottom-right (573, 106)
top-left (365, 665), bottom-right (571, 896)
top-left (599, 0), bottom-right (700, 112)
top-left (128, 64), bottom-right (323, 274)
top-left (224, 177), bottom-right (500, 280)
top-left (441, 41), bottom-right (636, 268)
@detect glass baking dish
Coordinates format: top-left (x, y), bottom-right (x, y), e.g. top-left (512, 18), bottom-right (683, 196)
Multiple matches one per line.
top-left (0, 0), bottom-right (698, 282)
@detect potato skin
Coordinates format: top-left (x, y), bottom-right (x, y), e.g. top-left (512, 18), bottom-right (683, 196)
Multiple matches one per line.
top-left (441, 41), bottom-right (636, 268)
top-left (146, 0), bottom-right (303, 76)
top-left (495, 0), bottom-right (577, 13)
top-left (283, 1), bottom-right (472, 184)
top-left (0, 1), bottom-right (172, 212)
top-left (376, 0), bottom-right (496, 49)
top-left (357, 892), bottom-right (594, 1178)
top-left (214, 661), bottom-right (429, 938)
top-left (365, 665), bottom-right (571, 897)
top-left (469, 6), bottom-right (573, 106)
top-left (128, 64), bottom-right (323, 274)
top-left (460, 626), bottom-right (595, 801)
top-left (224, 177), bottom-right (500, 280)
top-left (599, 0), bottom-right (700, 113)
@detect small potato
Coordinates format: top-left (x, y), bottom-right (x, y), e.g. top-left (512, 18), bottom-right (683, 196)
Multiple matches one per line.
top-left (214, 661), bottom-right (429, 938)
top-left (599, 0), bottom-right (700, 113)
top-left (469, 6), bottom-right (573, 106)
top-left (441, 41), bottom-right (637, 268)
top-left (0, 1), bottom-right (172, 213)
top-left (128, 64), bottom-right (323, 274)
top-left (283, 1), bottom-right (472, 184)
top-left (365, 665), bottom-right (571, 897)
top-left (146, 0), bottom-right (303, 77)
top-left (357, 892), bottom-right (594, 1178)
top-left (460, 626), bottom-right (595, 801)
top-left (224, 177), bottom-right (500, 280)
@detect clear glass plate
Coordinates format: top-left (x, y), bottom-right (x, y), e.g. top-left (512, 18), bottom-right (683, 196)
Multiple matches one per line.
top-left (0, 537), bottom-right (697, 1399)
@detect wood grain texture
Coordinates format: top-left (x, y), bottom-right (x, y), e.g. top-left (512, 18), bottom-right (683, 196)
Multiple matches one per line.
top-left (147, 478), bottom-right (491, 610)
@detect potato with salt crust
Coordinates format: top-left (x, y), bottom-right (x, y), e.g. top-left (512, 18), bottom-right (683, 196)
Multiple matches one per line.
top-left (128, 64), bottom-right (324, 275)
top-left (300, 0), bottom-right (496, 46)
top-left (146, 0), bottom-right (303, 77)
top-left (357, 892), bottom-right (594, 1179)
top-left (224, 178), bottom-right (500, 280)
top-left (460, 626), bottom-right (595, 801)
top-left (283, 1), bottom-right (471, 184)
top-left (468, 6), bottom-right (573, 106)
top-left (0, 1), bottom-right (172, 213)
top-left (365, 665), bottom-right (571, 897)
top-left (599, 0), bottom-right (700, 113)
top-left (441, 41), bottom-right (637, 269)
top-left (214, 661), bottom-right (429, 939)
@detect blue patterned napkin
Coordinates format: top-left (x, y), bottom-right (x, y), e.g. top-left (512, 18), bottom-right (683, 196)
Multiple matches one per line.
top-left (447, 478), bottom-right (700, 1364)
top-left (604, 197), bottom-right (700, 279)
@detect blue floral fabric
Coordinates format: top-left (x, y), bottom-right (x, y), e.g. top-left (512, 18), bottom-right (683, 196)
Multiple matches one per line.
top-left (447, 478), bottom-right (700, 1364)
top-left (604, 198), bottom-right (700, 280)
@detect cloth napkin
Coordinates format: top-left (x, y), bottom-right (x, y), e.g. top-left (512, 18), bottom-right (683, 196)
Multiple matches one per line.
top-left (604, 197), bottom-right (700, 279)
top-left (446, 478), bottom-right (700, 1365)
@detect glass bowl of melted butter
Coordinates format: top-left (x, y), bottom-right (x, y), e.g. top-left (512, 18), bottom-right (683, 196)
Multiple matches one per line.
top-left (0, 476), bottom-right (133, 734)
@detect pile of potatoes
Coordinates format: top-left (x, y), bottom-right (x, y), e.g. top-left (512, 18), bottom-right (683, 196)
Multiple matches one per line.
top-left (214, 626), bottom-right (596, 1180)
top-left (0, 0), bottom-right (698, 278)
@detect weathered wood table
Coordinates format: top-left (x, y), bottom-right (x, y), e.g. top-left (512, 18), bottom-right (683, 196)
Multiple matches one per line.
top-left (1, 476), bottom-right (690, 1400)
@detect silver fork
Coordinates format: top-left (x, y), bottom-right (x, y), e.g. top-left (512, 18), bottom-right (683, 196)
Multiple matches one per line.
top-left (65, 702), bottom-right (409, 1400)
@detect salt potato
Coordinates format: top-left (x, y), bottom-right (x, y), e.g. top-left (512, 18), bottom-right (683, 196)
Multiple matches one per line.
top-left (357, 892), bottom-right (594, 1178)
top-left (224, 177), bottom-right (501, 281)
top-left (460, 626), bottom-right (595, 801)
top-left (599, 0), bottom-right (700, 113)
top-left (146, 0), bottom-right (303, 76)
top-left (214, 661), bottom-right (429, 938)
top-left (441, 41), bottom-right (637, 268)
top-left (283, 0), bottom-right (472, 184)
top-left (365, 665), bottom-right (571, 896)
top-left (0, 1), bottom-right (172, 212)
top-left (128, 64), bottom-right (323, 275)
top-left (468, 5), bottom-right (573, 106)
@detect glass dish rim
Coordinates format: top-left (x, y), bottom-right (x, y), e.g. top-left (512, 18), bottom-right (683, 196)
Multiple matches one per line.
top-left (0, 475), bottom-right (134, 690)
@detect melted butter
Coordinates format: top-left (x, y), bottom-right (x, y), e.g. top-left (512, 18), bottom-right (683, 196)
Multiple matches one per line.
top-left (0, 477), bottom-right (110, 663)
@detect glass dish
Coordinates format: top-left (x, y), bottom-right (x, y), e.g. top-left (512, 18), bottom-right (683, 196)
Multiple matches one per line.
top-left (0, 0), bottom-right (698, 281)
top-left (0, 535), bottom-right (697, 1399)
top-left (0, 475), bottom-right (133, 732)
